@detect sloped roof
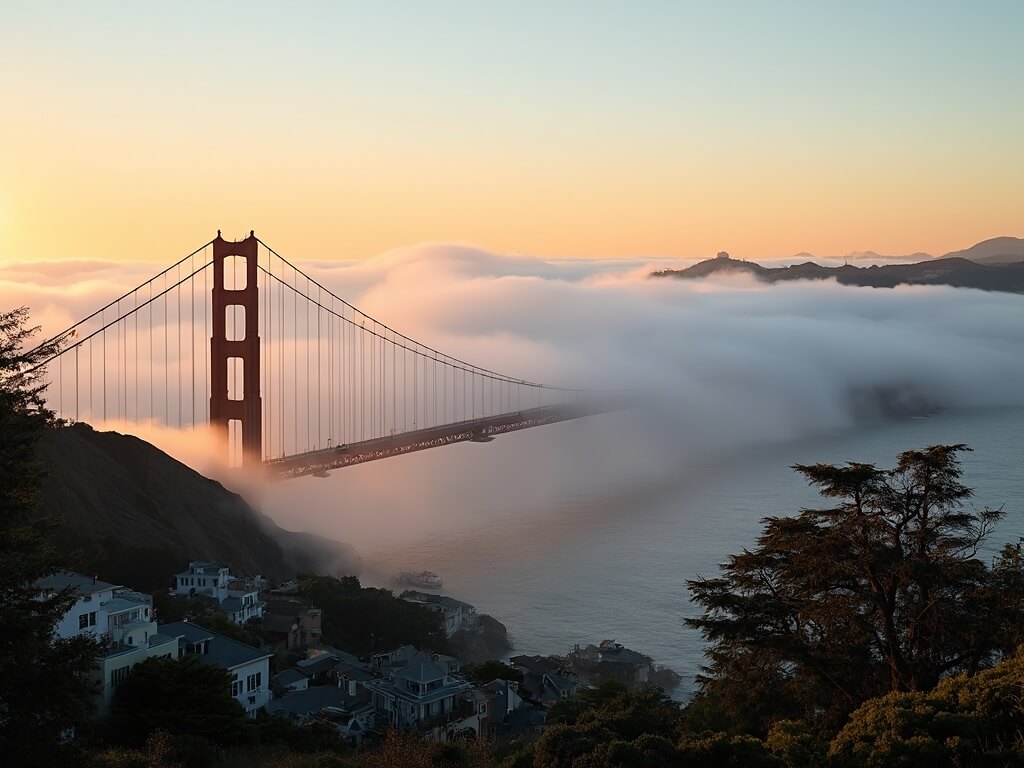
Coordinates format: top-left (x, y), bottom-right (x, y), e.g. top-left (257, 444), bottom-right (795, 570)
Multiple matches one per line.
top-left (296, 653), bottom-right (338, 675)
top-left (262, 613), bottom-right (298, 634)
top-left (264, 683), bottom-right (370, 720)
top-left (393, 652), bottom-right (446, 683)
top-left (38, 571), bottom-right (119, 596)
top-left (159, 621), bottom-right (271, 670)
top-left (274, 668), bottom-right (308, 686)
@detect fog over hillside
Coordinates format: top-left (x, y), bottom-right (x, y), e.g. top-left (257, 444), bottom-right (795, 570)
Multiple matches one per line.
top-left (3, 242), bottom-right (1024, 554)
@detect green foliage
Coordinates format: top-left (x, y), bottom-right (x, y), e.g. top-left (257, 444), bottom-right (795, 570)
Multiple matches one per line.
top-left (687, 445), bottom-right (1020, 732)
top-left (0, 307), bottom-right (103, 766)
top-left (465, 660), bottom-right (524, 686)
top-left (250, 715), bottom-right (350, 754)
top-left (108, 655), bottom-right (250, 748)
top-left (533, 686), bottom-right (682, 768)
top-left (153, 592), bottom-right (218, 623)
top-left (84, 729), bottom-right (184, 768)
top-left (575, 688), bottom-right (682, 743)
top-left (829, 650), bottom-right (1024, 767)
top-left (298, 576), bottom-right (448, 655)
top-left (153, 594), bottom-right (264, 647)
top-left (360, 728), bottom-right (495, 767)
top-left (676, 732), bottom-right (783, 767)
top-left (547, 680), bottom-right (630, 726)
top-left (533, 721), bottom-right (612, 768)
top-left (584, 734), bottom-right (681, 767)
top-left (765, 721), bottom-right (827, 768)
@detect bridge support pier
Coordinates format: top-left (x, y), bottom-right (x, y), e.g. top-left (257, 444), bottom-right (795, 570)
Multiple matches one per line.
top-left (210, 231), bottom-right (262, 467)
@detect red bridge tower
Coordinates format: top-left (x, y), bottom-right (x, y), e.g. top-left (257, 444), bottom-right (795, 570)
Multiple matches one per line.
top-left (210, 231), bottom-right (262, 466)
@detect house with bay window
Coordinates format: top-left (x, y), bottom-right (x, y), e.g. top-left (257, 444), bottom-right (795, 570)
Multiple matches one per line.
top-left (39, 571), bottom-right (178, 714)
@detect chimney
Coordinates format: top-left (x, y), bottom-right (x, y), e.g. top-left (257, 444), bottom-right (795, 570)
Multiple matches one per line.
top-left (348, 680), bottom-right (357, 696)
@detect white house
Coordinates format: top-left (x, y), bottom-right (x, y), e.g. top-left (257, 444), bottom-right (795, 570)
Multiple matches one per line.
top-left (171, 561), bottom-right (232, 601)
top-left (39, 571), bottom-right (178, 714)
top-left (159, 621), bottom-right (272, 717)
top-left (399, 591), bottom-right (477, 638)
top-left (363, 650), bottom-right (474, 738)
top-left (171, 561), bottom-right (264, 624)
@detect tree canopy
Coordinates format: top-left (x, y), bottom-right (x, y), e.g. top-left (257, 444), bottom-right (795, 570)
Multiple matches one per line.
top-left (298, 575), bottom-right (449, 655)
top-left (687, 444), bottom-right (1023, 732)
top-left (0, 307), bottom-right (102, 766)
top-left (108, 655), bottom-right (250, 747)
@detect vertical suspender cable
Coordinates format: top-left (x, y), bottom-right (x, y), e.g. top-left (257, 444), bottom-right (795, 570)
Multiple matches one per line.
top-left (102, 309), bottom-right (107, 423)
top-left (177, 262), bottom-right (182, 427)
top-left (317, 286), bottom-right (322, 449)
top-left (164, 275), bottom-right (169, 426)
top-left (191, 255), bottom-right (195, 428)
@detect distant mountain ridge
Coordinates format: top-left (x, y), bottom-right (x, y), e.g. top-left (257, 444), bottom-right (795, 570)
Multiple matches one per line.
top-left (652, 253), bottom-right (1024, 292)
top-left (786, 236), bottom-right (1024, 265)
top-left (942, 236), bottom-right (1024, 265)
top-left (36, 423), bottom-right (360, 591)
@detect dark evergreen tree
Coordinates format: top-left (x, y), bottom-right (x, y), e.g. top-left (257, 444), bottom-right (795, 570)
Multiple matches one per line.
top-left (0, 308), bottom-right (102, 765)
top-left (107, 655), bottom-right (249, 747)
top-left (687, 444), bottom-right (1022, 733)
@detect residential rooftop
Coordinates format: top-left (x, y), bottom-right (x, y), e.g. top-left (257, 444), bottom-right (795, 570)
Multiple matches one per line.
top-left (273, 668), bottom-right (308, 686)
top-left (393, 652), bottom-right (448, 684)
top-left (159, 621), bottom-right (271, 669)
top-left (265, 684), bottom-right (371, 720)
top-left (38, 571), bottom-right (120, 596)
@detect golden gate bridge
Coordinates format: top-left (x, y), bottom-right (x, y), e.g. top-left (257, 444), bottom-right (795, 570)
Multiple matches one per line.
top-left (25, 232), bottom-right (612, 479)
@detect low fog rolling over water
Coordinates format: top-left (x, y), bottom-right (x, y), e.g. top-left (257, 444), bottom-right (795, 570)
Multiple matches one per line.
top-left (9, 246), bottom-right (1024, 697)
top-left (267, 405), bottom-right (1024, 698)
top-left (244, 246), bottom-right (1023, 698)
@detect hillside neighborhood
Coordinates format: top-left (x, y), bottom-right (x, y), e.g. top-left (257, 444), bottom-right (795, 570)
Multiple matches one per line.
top-left (40, 559), bottom-right (667, 750)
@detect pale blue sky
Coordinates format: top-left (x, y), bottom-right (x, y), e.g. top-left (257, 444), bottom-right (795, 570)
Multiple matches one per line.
top-left (2, 1), bottom-right (1022, 260)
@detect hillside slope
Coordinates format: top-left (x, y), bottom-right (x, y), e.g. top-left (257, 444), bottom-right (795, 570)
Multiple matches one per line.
top-left (652, 255), bottom-right (1024, 292)
top-left (942, 236), bottom-right (1024, 265)
top-left (36, 423), bottom-right (359, 590)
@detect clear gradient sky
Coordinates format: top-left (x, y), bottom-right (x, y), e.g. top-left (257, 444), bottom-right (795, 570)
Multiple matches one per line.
top-left (1, 1), bottom-right (1021, 263)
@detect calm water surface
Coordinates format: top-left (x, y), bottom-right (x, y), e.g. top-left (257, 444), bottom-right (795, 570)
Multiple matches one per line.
top-left (282, 406), bottom-right (1024, 699)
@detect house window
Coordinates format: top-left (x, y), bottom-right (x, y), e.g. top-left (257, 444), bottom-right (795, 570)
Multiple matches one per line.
top-left (110, 665), bottom-right (131, 687)
top-left (231, 675), bottom-right (243, 697)
top-left (78, 612), bottom-right (96, 630)
top-left (246, 672), bottom-right (262, 692)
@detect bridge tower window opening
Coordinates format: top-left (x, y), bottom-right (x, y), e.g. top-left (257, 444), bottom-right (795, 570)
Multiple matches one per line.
top-left (227, 357), bottom-right (244, 401)
top-left (228, 419), bottom-right (243, 468)
top-left (223, 255), bottom-right (247, 291)
top-left (225, 305), bottom-right (245, 341)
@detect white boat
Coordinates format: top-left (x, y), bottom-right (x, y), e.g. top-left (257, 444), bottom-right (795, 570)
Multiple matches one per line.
top-left (398, 570), bottom-right (443, 589)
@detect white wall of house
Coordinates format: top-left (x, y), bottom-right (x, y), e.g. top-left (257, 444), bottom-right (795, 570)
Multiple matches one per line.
top-left (97, 632), bottom-right (177, 714)
top-left (53, 587), bottom-right (116, 640)
top-left (172, 562), bottom-right (231, 601)
top-left (226, 589), bottom-right (264, 623)
top-left (229, 657), bottom-right (271, 717)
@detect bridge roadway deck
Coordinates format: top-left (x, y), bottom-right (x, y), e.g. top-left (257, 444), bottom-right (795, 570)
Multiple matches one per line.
top-left (262, 401), bottom-right (613, 480)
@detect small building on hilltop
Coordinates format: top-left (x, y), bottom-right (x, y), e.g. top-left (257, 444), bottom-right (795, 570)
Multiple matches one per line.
top-left (262, 595), bottom-right (322, 650)
top-left (171, 561), bottom-right (265, 625)
top-left (564, 640), bottom-right (680, 689)
top-left (400, 590), bottom-right (477, 638)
